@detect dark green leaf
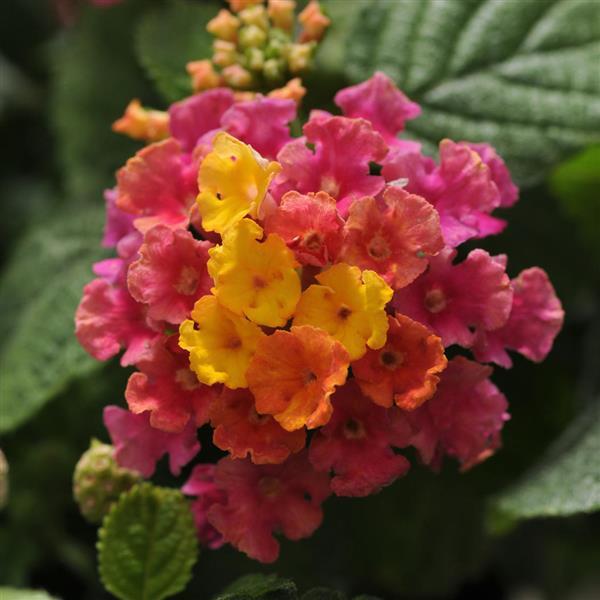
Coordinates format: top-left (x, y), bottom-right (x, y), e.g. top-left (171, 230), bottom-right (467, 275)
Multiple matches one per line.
top-left (215, 574), bottom-right (298, 600)
top-left (319, 0), bottom-right (600, 186)
top-left (98, 483), bottom-right (198, 600)
top-left (302, 588), bottom-right (346, 600)
top-left (135, 0), bottom-right (217, 103)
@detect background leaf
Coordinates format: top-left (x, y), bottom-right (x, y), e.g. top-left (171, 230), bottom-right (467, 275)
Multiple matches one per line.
top-left (318, 0), bottom-right (600, 186)
top-left (215, 574), bottom-right (298, 600)
top-left (0, 204), bottom-right (106, 433)
top-left (135, 0), bottom-right (217, 103)
top-left (0, 589), bottom-right (57, 600)
top-left (98, 483), bottom-right (198, 600)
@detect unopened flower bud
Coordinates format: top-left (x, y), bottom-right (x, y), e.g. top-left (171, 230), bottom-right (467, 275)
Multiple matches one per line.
top-left (73, 440), bottom-right (141, 524)
top-left (239, 4), bottom-right (269, 30)
top-left (263, 57), bottom-right (286, 83)
top-left (287, 42), bottom-right (315, 73)
top-left (228, 0), bottom-right (263, 13)
top-left (207, 9), bottom-right (240, 42)
top-left (222, 64), bottom-right (253, 89)
top-left (246, 47), bottom-right (265, 71)
top-left (238, 24), bottom-right (268, 48)
top-left (298, 0), bottom-right (330, 42)
top-left (112, 99), bottom-right (170, 142)
top-left (187, 60), bottom-right (222, 91)
top-left (268, 77), bottom-right (306, 103)
top-left (268, 0), bottom-right (295, 31)
top-left (213, 39), bottom-right (238, 67)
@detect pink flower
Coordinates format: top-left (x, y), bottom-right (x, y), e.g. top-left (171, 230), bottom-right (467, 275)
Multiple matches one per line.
top-left (75, 278), bottom-right (159, 366)
top-left (263, 190), bottom-right (343, 267)
top-left (93, 231), bottom-right (142, 286)
top-left (274, 115), bottom-right (388, 215)
top-left (169, 89), bottom-right (235, 153)
top-left (125, 335), bottom-right (215, 433)
top-left (207, 452), bottom-right (330, 563)
top-left (102, 188), bottom-right (136, 248)
top-left (382, 140), bottom-right (503, 246)
top-left (127, 225), bottom-right (212, 324)
top-left (182, 464), bottom-right (227, 549)
top-left (393, 248), bottom-right (513, 348)
top-left (116, 138), bottom-right (198, 232)
top-left (466, 142), bottom-right (518, 208)
top-left (340, 186), bottom-right (444, 289)
top-left (103, 405), bottom-right (200, 477)
top-left (309, 380), bottom-right (410, 497)
top-left (221, 96), bottom-right (296, 160)
top-left (403, 357), bottom-right (510, 471)
top-left (334, 71), bottom-right (420, 146)
top-left (473, 267), bottom-right (564, 368)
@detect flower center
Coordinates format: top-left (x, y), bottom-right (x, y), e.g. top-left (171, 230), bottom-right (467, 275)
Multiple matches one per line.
top-left (247, 406), bottom-right (270, 425)
top-left (174, 266), bottom-right (199, 295)
top-left (303, 231), bottom-right (324, 252)
top-left (424, 288), bottom-right (447, 314)
top-left (337, 305), bottom-right (352, 320)
top-left (320, 174), bottom-right (340, 198)
top-left (175, 368), bottom-right (200, 391)
top-left (226, 337), bottom-right (242, 349)
top-left (304, 370), bottom-right (318, 384)
top-left (367, 234), bottom-right (391, 261)
top-left (253, 275), bottom-right (267, 289)
top-left (379, 349), bottom-right (404, 370)
top-left (258, 476), bottom-right (283, 498)
top-left (343, 418), bottom-right (366, 440)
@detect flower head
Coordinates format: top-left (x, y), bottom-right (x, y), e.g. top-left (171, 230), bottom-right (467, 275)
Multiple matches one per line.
top-left (179, 294), bottom-right (264, 388)
top-left (196, 132), bottom-right (281, 233)
top-left (293, 263), bottom-right (393, 360)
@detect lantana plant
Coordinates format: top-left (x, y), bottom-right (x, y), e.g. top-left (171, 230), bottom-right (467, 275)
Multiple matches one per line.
top-left (74, 0), bottom-right (564, 570)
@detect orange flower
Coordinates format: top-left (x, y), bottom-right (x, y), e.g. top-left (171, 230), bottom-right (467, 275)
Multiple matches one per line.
top-left (268, 77), bottom-right (306, 104)
top-left (353, 314), bottom-right (447, 410)
top-left (247, 325), bottom-right (350, 431)
top-left (112, 99), bottom-right (169, 142)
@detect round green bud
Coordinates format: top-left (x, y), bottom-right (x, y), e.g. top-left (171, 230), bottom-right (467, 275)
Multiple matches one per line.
top-left (238, 24), bottom-right (268, 49)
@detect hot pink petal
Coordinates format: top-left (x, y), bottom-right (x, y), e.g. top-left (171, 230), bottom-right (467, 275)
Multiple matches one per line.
top-left (182, 464), bottom-right (227, 549)
top-left (126, 335), bottom-right (215, 433)
top-left (473, 267), bottom-right (564, 368)
top-left (127, 225), bottom-right (212, 324)
top-left (102, 188), bottom-right (136, 248)
top-left (274, 115), bottom-right (388, 215)
top-left (263, 190), bottom-right (343, 267)
top-left (75, 278), bottom-right (159, 366)
top-left (309, 380), bottom-right (409, 497)
top-left (116, 138), bottom-right (198, 232)
top-left (334, 71), bottom-right (420, 145)
top-left (405, 357), bottom-right (510, 471)
top-left (168, 88), bottom-right (235, 153)
top-left (221, 96), bottom-right (296, 160)
top-left (103, 405), bottom-right (200, 477)
top-left (392, 247), bottom-right (513, 348)
top-left (383, 140), bottom-right (503, 246)
top-left (207, 452), bottom-right (330, 563)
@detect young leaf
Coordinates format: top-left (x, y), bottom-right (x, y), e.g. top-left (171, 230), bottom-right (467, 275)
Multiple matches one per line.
top-left (0, 205), bottom-right (106, 433)
top-left (135, 0), bottom-right (217, 103)
top-left (490, 400), bottom-right (600, 527)
top-left (98, 483), bottom-right (198, 600)
top-left (319, 0), bottom-right (600, 186)
top-left (215, 574), bottom-right (298, 600)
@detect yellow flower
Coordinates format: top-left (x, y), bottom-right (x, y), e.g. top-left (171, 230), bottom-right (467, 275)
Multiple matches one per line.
top-left (208, 219), bottom-right (301, 327)
top-left (196, 132), bottom-right (280, 234)
top-left (179, 295), bottom-right (264, 389)
top-left (293, 263), bottom-right (393, 360)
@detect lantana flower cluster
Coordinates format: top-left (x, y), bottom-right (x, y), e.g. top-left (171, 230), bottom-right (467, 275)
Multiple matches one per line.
top-left (76, 69), bottom-right (564, 563)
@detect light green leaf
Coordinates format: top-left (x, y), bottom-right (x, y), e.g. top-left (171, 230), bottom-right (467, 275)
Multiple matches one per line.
top-left (319, 0), bottom-right (600, 186)
top-left (490, 400), bottom-right (600, 526)
top-left (0, 589), bottom-right (57, 600)
top-left (136, 0), bottom-right (217, 103)
top-left (0, 205), bottom-right (106, 433)
top-left (215, 574), bottom-right (298, 600)
top-left (98, 483), bottom-right (198, 600)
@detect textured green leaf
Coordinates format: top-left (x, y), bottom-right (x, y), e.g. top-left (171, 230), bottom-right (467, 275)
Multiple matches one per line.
top-left (491, 400), bottom-right (600, 525)
top-left (215, 574), bottom-right (298, 600)
top-left (319, 0), bottom-right (600, 186)
top-left (301, 589), bottom-right (345, 600)
top-left (98, 483), bottom-right (198, 600)
top-left (0, 205), bottom-right (106, 433)
top-left (51, 0), bottom-right (149, 199)
top-left (135, 0), bottom-right (217, 103)
top-left (0, 589), bottom-right (57, 600)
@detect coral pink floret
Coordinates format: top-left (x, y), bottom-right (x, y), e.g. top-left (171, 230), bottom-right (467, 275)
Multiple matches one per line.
top-left (102, 188), bottom-right (136, 248)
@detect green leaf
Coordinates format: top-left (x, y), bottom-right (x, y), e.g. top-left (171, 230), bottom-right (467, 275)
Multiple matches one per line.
top-left (0, 589), bottom-right (57, 600)
top-left (301, 589), bottom-right (345, 600)
top-left (490, 400), bottom-right (600, 526)
top-left (135, 0), bottom-right (217, 103)
top-left (319, 0), bottom-right (600, 186)
top-left (0, 205), bottom-right (106, 433)
top-left (215, 574), bottom-right (298, 600)
top-left (98, 483), bottom-right (198, 600)
top-left (51, 0), bottom-right (150, 200)
top-left (0, 53), bottom-right (38, 116)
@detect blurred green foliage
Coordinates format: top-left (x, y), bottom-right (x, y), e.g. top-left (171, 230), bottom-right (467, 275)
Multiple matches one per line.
top-left (0, 0), bottom-right (599, 599)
